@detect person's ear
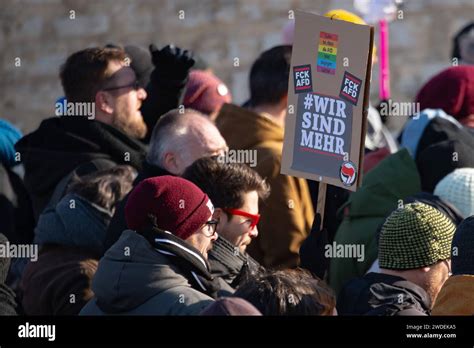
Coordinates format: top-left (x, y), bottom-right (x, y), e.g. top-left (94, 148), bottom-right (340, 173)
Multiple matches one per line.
top-left (96, 91), bottom-right (114, 115)
top-left (163, 152), bottom-right (179, 175)
top-left (213, 208), bottom-right (224, 221)
top-left (280, 93), bottom-right (289, 110)
top-left (213, 208), bottom-right (226, 234)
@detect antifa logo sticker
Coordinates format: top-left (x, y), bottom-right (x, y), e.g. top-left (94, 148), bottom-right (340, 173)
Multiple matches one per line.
top-left (339, 161), bottom-right (357, 186)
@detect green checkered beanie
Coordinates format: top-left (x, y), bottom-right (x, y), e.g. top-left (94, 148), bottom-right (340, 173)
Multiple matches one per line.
top-left (379, 202), bottom-right (456, 270)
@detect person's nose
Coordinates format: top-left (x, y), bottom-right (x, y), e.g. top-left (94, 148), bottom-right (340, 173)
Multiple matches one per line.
top-left (249, 226), bottom-right (258, 238)
top-left (137, 87), bottom-right (147, 100)
top-left (211, 231), bottom-right (218, 242)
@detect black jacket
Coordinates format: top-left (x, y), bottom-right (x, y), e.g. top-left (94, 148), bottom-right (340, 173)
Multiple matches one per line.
top-left (337, 272), bottom-right (431, 316)
top-left (103, 161), bottom-right (171, 253)
top-left (208, 236), bottom-right (262, 292)
top-left (15, 117), bottom-right (147, 220)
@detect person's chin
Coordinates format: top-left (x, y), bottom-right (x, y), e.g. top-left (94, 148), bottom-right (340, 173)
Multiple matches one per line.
top-left (239, 244), bottom-right (247, 253)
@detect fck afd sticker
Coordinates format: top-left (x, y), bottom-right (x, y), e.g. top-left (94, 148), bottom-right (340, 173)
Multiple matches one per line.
top-left (293, 65), bottom-right (313, 94)
top-left (339, 71), bottom-right (362, 106)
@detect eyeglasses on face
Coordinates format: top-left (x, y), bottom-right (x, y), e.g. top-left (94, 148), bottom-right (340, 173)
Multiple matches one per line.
top-left (101, 80), bottom-right (141, 92)
top-left (223, 208), bottom-right (260, 230)
top-left (203, 219), bottom-right (219, 237)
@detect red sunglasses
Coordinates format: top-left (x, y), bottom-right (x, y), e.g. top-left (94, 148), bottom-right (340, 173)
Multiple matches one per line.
top-left (223, 208), bottom-right (260, 230)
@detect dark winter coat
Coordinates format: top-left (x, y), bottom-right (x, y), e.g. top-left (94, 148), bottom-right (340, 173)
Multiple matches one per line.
top-left (80, 230), bottom-right (216, 315)
top-left (15, 117), bottom-right (147, 220)
top-left (337, 272), bottom-right (431, 316)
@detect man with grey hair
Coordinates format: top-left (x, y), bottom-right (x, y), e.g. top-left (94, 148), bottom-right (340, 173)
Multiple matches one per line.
top-left (147, 109), bottom-right (227, 175)
top-left (103, 108), bottom-right (227, 252)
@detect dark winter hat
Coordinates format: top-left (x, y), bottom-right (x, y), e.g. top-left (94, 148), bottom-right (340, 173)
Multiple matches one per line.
top-left (125, 176), bottom-right (214, 240)
top-left (379, 203), bottom-right (456, 270)
top-left (183, 70), bottom-right (232, 116)
top-left (451, 216), bottom-right (474, 276)
top-left (416, 138), bottom-right (474, 193)
top-left (200, 297), bottom-right (262, 316)
top-left (415, 66), bottom-right (474, 127)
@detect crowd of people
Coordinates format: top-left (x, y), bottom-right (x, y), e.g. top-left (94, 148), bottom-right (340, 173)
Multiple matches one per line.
top-left (0, 10), bottom-right (473, 316)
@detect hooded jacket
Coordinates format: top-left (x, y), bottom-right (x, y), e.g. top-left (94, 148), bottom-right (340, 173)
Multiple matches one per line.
top-left (20, 193), bottom-right (109, 315)
top-left (329, 149), bottom-right (421, 295)
top-left (15, 117), bottom-right (146, 220)
top-left (34, 194), bottom-right (111, 251)
top-left (80, 230), bottom-right (214, 315)
top-left (216, 103), bottom-right (314, 268)
top-left (432, 275), bottom-right (474, 315)
top-left (337, 272), bottom-right (431, 316)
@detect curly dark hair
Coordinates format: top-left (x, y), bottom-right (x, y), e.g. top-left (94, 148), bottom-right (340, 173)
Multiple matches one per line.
top-left (67, 165), bottom-right (136, 213)
top-left (234, 268), bottom-right (336, 316)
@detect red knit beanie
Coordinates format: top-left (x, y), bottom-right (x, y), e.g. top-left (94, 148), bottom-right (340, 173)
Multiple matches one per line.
top-left (415, 66), bottom-right (474, 127)
top-left (125, 176), bottom-right (214, 240)
top-left (183, 70), bottom-right (232, 115)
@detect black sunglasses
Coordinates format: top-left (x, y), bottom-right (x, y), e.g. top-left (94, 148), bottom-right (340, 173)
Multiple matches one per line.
top-left (102, 80), bottom-right (141, 92)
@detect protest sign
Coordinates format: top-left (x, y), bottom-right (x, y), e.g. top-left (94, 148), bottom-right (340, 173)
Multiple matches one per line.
top-left (281, 10), bottom-right (374, 194)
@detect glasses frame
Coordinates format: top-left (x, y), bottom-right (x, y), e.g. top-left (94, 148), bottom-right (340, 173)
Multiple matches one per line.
top-left (203, 219), bottom-right (219, 237)
top-left (223, 208), bottom-right (260, 230)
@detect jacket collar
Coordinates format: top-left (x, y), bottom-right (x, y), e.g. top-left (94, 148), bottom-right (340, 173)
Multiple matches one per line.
top-left (140, 227), bottom-right (220, 298)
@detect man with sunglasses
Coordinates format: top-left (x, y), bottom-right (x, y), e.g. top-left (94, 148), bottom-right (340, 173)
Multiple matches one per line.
top-left (183, 157), bottom-right (270, 291)
top-left (16, 47), bottom-right (149, 220)
top-left (81, 176), bottom-right (221, 316)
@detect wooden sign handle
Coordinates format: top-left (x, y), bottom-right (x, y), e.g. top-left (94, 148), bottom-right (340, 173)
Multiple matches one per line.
top-left (316, 182), bottom-right (327, 226)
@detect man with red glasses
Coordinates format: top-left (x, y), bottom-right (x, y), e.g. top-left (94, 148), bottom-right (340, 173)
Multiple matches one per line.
top-left (183, 157), bottom-right (270, 292)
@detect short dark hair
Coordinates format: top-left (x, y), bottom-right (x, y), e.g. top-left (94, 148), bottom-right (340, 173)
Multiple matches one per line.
top-left (67, 165), bottom-right (136, 213)
top-left (234, 268), bottom-right (336, 315)
top-left (249, 45), bottom-right (292, 107)
top-left (60, 47), bottom-right (127, 103)
top-left (182, 157), bottom-right (269, 210)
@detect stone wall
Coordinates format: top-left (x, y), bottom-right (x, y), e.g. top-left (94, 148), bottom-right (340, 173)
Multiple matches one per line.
top-left (1, 0), bottom-right (472, 134)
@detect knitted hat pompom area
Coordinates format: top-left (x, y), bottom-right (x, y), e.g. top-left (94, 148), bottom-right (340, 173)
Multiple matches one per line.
top-left (125, 176), bottom-right (214, 240)
top-left (378, 202), bottom-right (456, 270)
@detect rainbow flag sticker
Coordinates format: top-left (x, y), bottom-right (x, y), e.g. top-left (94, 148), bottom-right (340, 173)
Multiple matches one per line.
top-left (317, 32), bottom-right (338, 75)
